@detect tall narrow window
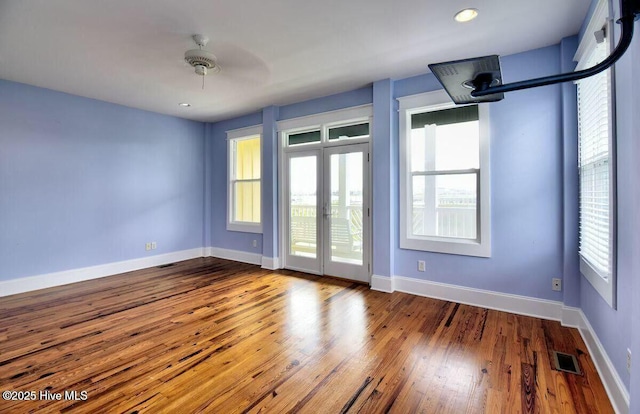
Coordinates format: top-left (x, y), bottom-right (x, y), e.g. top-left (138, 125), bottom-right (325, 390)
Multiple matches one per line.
top-left (228, 126), bottom-right (262, 233)
top-left (399, 90), bottom-right (491, 257)
top-left (575, 0), bottom-right (616, 307)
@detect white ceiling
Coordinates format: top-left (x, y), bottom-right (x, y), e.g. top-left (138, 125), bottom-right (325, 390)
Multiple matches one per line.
top-left (0, 0), bottom-right (590, 122)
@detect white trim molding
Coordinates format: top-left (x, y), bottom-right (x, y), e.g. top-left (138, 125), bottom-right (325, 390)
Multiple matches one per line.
top-left (390, 275), bottom-right (565, 321)
top-left (370, 274), bottom-right (628, 414)
top-left (261, 256), bottom-right (281, 270)
top-left (277, 104), bottom-right (372, 132)
top-left (397, 90), bottom-right (491, 258)
top-left (208, 247), bottom-right (262, 266)
top-left (576, 310), bottom-right (629, 414)
top-left (226, 124), bottom-right (263, 140)
top-left (370, 274), bottom-right (393, 293)
top-left (0, 248), bottom-right (205, 297)
top-left (1, 247), bottom-right (270, 298)
top-left (227, 125), bottom-right (263, 234)
top-left (574, 0), bottom-right (611, 69)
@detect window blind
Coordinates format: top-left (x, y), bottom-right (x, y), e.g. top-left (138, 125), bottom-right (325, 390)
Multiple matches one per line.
top-left (577, 38), bottom-right (611, 279)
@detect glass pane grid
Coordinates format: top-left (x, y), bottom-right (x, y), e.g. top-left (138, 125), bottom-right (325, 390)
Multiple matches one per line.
top-left (329, 152), bottom-right (363, 265)
top-left (231, 135), bottom-right (261, 225)
top-left (288, 130), bottom-right (321, 146)
top-left (234, 137), bottom-right (261, 180)
top-left (289, 156), bottom-right (317, 258)
top-left (328, 123), bottom-right (370, 141)
top-left (411, 173), bottom-right (477, 240)
top-left (409, 105), bottom-right (480, 242)
top-left (233, 181), bottom-right (260, 223)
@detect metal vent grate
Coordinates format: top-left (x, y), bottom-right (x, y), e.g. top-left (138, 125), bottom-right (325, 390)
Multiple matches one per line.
top-left (552, 351), bottom-right (582, 375)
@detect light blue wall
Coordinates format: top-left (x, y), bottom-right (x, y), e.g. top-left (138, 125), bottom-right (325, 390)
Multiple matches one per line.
top-left (560, 36), bottom-right (581, 308)
top-left (629, 17), bottom-right (640, 408)
top-left (372, 79), bottom-right (395, 277)
top-left (0, 80), bottom-right (205, 282)
top-left (579, 2), bottom-right (640, 394)
top-left (392, 45), bottom-right (566, 301)
top-left (278, 87), bottom-right (372, 120)
top-left (261, 106), bottom-right (280, 260)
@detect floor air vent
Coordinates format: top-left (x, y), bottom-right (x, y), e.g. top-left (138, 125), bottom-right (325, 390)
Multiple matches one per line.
top-left (157, 263), bottom-right (175, 269)
top-left (552, 351), bottom-right (581, 375)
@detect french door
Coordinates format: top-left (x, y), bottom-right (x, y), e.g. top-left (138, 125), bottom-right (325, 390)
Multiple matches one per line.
top-left (284, 143), bottom-right (370, 283)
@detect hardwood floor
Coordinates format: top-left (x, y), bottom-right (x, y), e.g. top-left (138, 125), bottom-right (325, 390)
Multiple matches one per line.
top-left (0, 258), bottom-right (613, 413)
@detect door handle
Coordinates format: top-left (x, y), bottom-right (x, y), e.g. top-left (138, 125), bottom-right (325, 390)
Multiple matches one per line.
top-left (323, 203), bottom-right (333, 217)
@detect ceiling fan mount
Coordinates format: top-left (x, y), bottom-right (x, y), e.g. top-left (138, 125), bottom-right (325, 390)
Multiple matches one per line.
top-left (184, 34), bottom-right (220, 77)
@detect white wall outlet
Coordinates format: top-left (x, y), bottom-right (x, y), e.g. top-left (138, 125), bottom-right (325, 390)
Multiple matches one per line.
top-left (151, 242), bottom-right (157, 250)
top-left (252, 239), bottom-right (257, 248)
top-left (145, 242), bottom-right (151, 251)
top-left (552, 278), bottom-right (562, 291)
top-left (418, 260), bottom-right (426, 272)
top-left (627, 348), bottom-right (632, 373)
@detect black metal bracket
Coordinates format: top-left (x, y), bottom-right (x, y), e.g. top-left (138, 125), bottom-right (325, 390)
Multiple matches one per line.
top-left (472, 0), bottom-right (640, 97)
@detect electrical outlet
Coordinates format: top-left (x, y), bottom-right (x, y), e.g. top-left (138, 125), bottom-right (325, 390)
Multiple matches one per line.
top-left (252, 239), bottom-right (257, 248)
top-left (627, 348), bottom-right (632, 373)
top-left (145, 242), bottom-right (151, 251)
top-left (552, 278), bottom-right (562, 291)
top-left (418, 260), bottom-right (426, 272)
top-left (151, 242), bottom-right (157, 250)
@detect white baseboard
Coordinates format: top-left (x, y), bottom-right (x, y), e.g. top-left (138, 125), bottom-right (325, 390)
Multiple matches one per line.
top-left (208, 247), bottom-right (262, 266)
top-left (0, 248), bottom-right (205, 297)
top-left (370, 274), bottom-right (393, 293)
top-left (372, 274), bottom-right (628, 414)
top-left (261, 256), bottom-right (281, 270)
top-left (560, 305), bottom-right (583, 329)
top-left (576, 310), bottom-right (629, 414)
top-left (391, 275), bottom-right (565, 321)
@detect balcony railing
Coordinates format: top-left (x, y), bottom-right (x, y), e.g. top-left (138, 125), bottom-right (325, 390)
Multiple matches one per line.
top-left (291, 202), bottom-right (475, 242)
top-left (412, 206), bottom-right (476, 239)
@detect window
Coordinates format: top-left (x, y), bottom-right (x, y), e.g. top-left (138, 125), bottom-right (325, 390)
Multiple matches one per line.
top-left (399, 90), bottom-right (491, 257)
top-left (575, 0), bottom-right (616, 307)
top-left (227, 125), bottom-right (262, 233)
top-left (277, 104), bottom-right (373, 148)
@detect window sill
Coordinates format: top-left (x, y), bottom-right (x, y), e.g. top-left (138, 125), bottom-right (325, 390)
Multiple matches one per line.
top-left (580, 256), bottom-right (615, 308)
top-left (400, 236), bottom-right (491, 258)
top-left (227, 222), bottom-right (263, 234)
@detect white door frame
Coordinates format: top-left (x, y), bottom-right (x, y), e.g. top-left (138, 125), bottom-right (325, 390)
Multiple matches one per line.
top-left (277, 109), bottom-right (372, 283)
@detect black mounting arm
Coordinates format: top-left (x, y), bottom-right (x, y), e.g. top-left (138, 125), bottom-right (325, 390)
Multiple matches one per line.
top-left (472, 0), bottom-right (640, 97)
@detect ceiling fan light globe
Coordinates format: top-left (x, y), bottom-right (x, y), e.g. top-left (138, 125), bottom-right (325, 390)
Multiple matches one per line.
top-left (195, 65), bottom-right (207, 76)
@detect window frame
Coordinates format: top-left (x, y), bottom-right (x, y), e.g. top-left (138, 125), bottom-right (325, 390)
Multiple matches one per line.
top-left (227, 125), bottom-right (263, 234)
top-left (398, 90), bottom-right (491, 257)
top-left (574, 0), bottom-right (617, 308)
top-left (278, 105), bottom-right (373, 150)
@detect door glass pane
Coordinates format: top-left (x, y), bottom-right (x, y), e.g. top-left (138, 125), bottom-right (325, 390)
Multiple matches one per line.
top-left (289, 130), bottom-right (321, 146)
top-left (329, 152), bottom-right (363, 265)
top-left (411, 173), bottom-right (477, 239)
top-left (328, 123), bottom-right (369, 140)
top-left (290, 156), bottom-right (317, 258)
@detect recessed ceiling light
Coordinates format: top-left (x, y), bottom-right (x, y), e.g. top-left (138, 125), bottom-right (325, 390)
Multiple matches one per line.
top-left (454, 8), bottom-right (479, 23)
top-left (178, 102), bottom-right (191, 107)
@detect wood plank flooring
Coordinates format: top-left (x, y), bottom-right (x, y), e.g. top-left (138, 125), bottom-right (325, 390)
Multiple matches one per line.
top-left (0, 258), bottom-right (613, 413)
